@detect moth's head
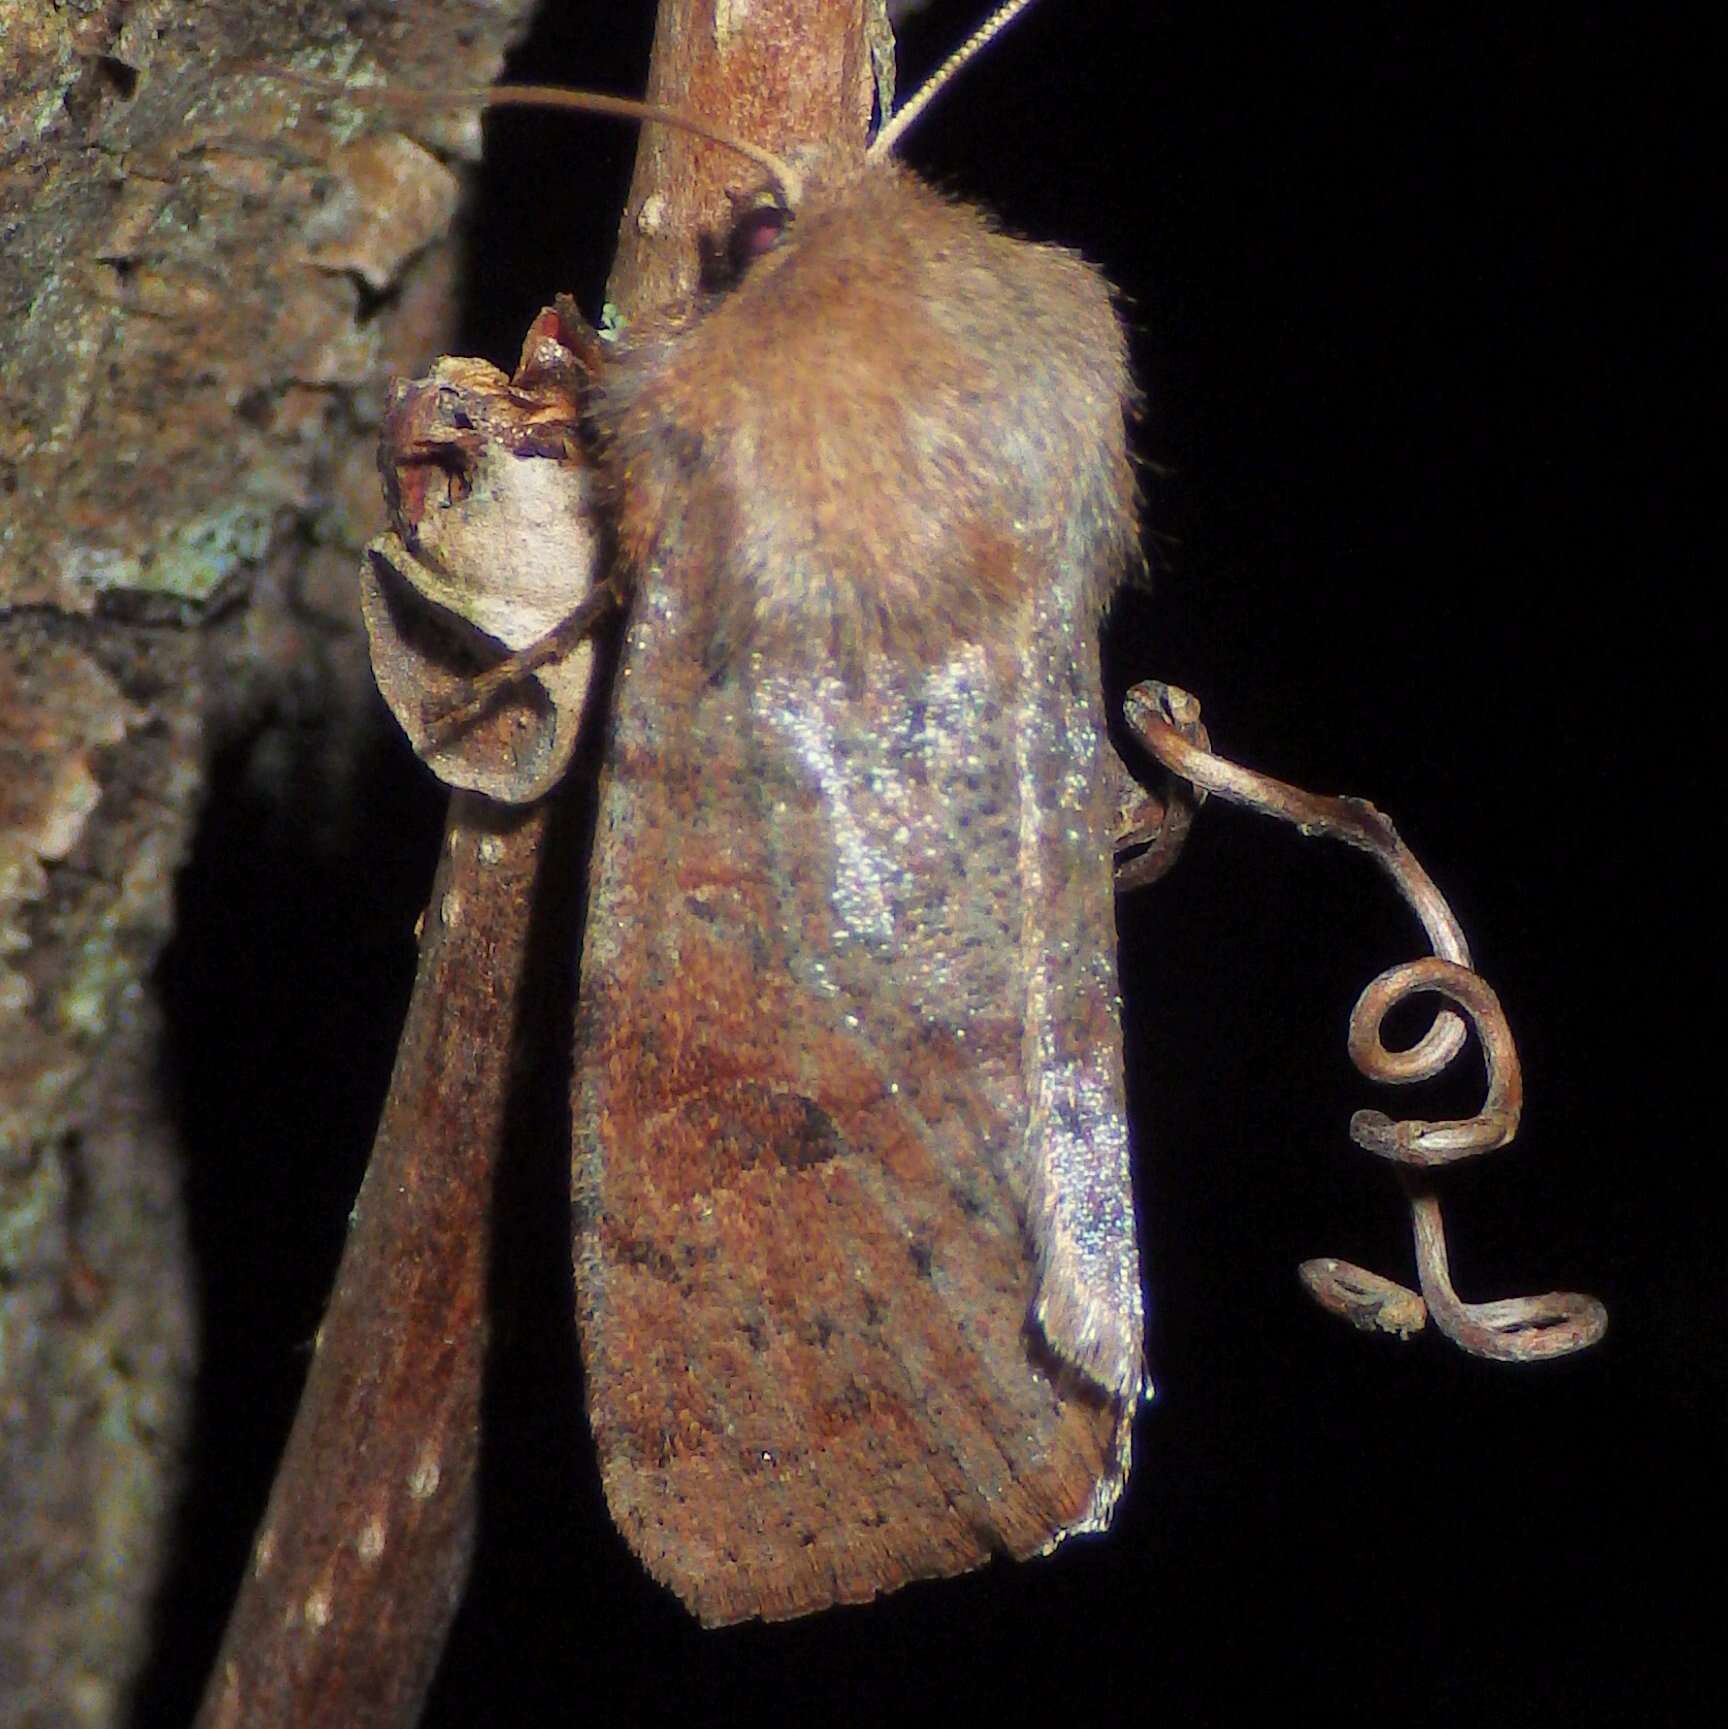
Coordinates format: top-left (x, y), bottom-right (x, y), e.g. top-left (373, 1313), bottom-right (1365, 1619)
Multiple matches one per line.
top-left (598, 0), bottom-right (1049, 297)
top-left (711, 185), bottom-right (795, 292)
top-left (695, 0), bottom-right (1043, 290)
top-left (704, 142), bottom-right (877, 294)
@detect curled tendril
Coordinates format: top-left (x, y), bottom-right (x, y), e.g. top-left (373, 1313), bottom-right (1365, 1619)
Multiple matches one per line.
top-left (1109, 690), bottom-right (1208, 891)
top-left (1347, 956), bottom-right (1520, 1152)
top-left (1118, 680), bottom-right (1606, 1364)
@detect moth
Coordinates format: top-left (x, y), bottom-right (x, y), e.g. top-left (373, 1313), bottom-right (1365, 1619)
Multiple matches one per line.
top-left (361, 0), bottom-right (1147, 1626)
top-left (568, 154), bottom-right (1141, 1626)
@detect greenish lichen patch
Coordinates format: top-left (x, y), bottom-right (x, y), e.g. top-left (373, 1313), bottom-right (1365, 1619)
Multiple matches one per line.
top-left (63, 499), bottom-right (280, 604)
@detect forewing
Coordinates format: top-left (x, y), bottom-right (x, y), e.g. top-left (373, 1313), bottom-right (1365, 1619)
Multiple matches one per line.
top-left (571, 564), bottom-right (1140, 1625)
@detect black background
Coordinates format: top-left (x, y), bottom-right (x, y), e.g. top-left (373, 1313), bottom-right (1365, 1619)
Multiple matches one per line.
top-left (147, 3), bottom-right (1707, 1724)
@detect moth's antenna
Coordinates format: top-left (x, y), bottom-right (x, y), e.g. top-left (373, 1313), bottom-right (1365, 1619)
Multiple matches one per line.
top-left (228, 65), bottom-right (804, 207)
top-left (869, 0), bottom-right (1043, 160)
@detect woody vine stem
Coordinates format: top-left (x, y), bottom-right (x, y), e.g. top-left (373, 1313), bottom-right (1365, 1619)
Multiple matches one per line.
top-left (1122, 681), bottom-right (1608, 1362)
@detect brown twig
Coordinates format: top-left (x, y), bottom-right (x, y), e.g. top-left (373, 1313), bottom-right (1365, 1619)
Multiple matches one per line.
top-left (193, 799), bottom-right (548, 1728)
top-left (1121, 679), bottom-right (1607, 1363)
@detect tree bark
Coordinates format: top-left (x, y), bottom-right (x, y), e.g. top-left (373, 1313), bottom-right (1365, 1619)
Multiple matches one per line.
top-left (1, 4), bottom-right (540, 1723)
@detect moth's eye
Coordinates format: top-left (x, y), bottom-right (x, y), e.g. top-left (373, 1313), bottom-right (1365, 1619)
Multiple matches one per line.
top-left (729, 204), bottom-right (790, 274)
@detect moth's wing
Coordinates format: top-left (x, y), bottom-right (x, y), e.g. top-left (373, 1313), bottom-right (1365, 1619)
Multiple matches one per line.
top-left (1008, 570), bottom-right (1147, 1441)
top-left (571, 575), bottom-right (1141, 1626)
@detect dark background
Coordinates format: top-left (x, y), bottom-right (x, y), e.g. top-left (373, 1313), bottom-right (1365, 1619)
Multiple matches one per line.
top-left (149, 3), bottom-right (1706, 1724)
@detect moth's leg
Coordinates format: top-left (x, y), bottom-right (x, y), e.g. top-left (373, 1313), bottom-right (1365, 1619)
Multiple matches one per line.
top-left (419, 576), bottom-right (624, 750)
top-left (1119, 679), bottom-right (1607, 1363)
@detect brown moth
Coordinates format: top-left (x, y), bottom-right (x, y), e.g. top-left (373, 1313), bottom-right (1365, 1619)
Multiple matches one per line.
top-left (353, 0), bottom-right (1149, 1629)
top-left (570, 140), bottom-right (1142, 1624)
